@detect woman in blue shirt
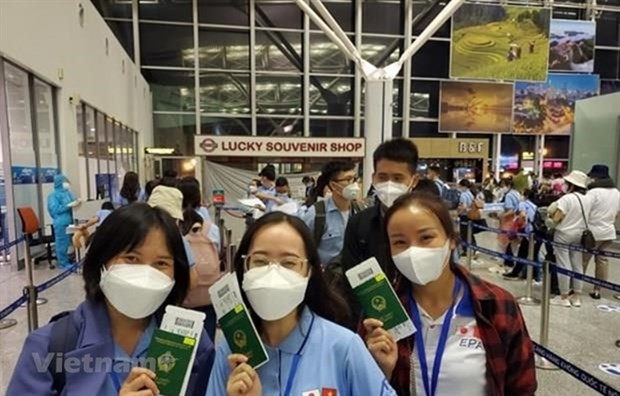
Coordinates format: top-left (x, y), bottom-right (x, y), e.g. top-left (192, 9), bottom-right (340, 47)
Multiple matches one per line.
top-left (206, 212), bottom-right (396, 396)
top-left (8, 204), bottom-right (214, 396)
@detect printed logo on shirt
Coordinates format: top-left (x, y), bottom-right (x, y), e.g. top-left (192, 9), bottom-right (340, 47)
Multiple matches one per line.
top-left (302, 390), bottom-right (321, 396)
top-left (321, 388), bottom-right (338, 396)
top-left (458, 325), bottom-right (484, 350)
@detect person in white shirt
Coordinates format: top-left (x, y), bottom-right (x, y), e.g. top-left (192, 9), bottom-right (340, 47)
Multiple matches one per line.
top-left (583, 165), bottom-right (620, 299)
top-left (549, 170), bottom-right (591, 308)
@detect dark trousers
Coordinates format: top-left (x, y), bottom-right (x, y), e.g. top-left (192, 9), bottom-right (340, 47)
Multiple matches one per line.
top-left (507, 237), bottom-right (542, 280)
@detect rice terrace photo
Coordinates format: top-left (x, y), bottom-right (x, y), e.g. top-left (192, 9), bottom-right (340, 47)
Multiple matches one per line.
top-left (549, 19), bottom-right (595, 72)
top-left (451, 3), bottom-right (551, 81)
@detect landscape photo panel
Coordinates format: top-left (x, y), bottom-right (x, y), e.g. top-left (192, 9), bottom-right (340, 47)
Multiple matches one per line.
top-left (451, 3), bottom-right (551, 81)
top-left (439, 81), bottom-right (514, 133)
top-left (513, 73), bottom-right (599, 135)
top-left (549, 19), bottom-right (595, 72)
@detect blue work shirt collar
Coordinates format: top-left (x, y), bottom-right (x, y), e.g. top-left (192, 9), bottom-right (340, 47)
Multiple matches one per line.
top-left (267, 305), bottom-right (314, 355)
top-left (80, 300), bottom-right (158, 350)
top-left (325, 196), bottom-right (340, 213)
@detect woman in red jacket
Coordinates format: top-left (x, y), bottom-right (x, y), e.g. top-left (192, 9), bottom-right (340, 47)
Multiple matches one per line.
top-left (362, 192), bottom-right (536, 396)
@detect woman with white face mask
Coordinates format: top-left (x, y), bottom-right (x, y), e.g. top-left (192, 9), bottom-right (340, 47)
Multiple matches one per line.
top-left (206, 212), bottom-right (397, 396)
top-left (8, 204), bottom-right (215, 396)
top-left (362, 192), bottom-right (536, 396)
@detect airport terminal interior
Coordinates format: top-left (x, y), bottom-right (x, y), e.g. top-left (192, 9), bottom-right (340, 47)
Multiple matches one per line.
top-left (0, 0), bottom-right (619, 395)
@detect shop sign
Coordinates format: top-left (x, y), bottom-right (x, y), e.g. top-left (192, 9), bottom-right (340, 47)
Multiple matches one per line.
top-left (194, 136), bottom-right (365, 158)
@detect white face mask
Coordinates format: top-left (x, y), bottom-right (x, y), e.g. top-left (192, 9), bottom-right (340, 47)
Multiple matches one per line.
top-left (100, 264), bottom-right (175, 319)
top-left (392, 240), bottom-right (451, 285)
top-left (242, 264), bottom-right (309, 321)
top-left (374, 181), bottom-right (409, 208)
top-left (342, 182), bottom-right (361, 201)
top-left (62, 182), bottom-right (70, 190)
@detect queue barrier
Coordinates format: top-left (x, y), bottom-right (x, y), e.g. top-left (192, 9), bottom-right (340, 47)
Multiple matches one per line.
top-left (465, 220), bottom-right (620, 259)
top-left (461, 220), bottom-right (620, 395)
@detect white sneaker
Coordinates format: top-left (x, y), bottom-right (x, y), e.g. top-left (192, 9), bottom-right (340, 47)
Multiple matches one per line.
top-left (570, 295), bottom-right (582, 308)
top-left (488, 265), bottom-right (504, 274)
top-left (550, 296), bottom-right (571, 307)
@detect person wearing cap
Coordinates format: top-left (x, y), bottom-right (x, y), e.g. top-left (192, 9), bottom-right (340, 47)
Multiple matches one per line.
top-left (148, 185), bottom-right (199, 289)
top-left (584, 165), bottom-right (620, 299)
top-left (548, 170), bottom-right (591, 308)
top-left (254, 165), bottom-right (280, 213)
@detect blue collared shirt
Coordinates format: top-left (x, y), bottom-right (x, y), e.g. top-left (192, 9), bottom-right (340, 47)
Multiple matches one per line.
top-left (518, 200), bottom-right (538, 234)
top-left (300, 196), bottom-right (348, 266)
top-left (459, 190), bottom-right (475, 209)
top-left (503, 189), bottom-right (521, 212)
top-left (206, 307), bottom-right (396, 396)
top-left (257, 185), bottom-right (277, 212)
top-left (99, 319), bottom-right (157, 395)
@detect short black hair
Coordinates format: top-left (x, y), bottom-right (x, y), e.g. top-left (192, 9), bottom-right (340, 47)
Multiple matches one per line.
top-left (414, 179), bottom-right (440, 196)
top-left (321, 161), bottom-right (356, 183)
top-left (82, 203), bottom-right (189, 307)
top-left (275, 176), bottom-right (289, 188)
top-left (524, 188), bottom-right (537, 201)
top-left (177, 177), bottom-right (202, 209)
top-left (181, 208), bottom-right (203, 236)
top-left (101, 201), bottom-right (114, 210)
top-left (458, 179), bottom-right (472, 188)
top-left (373, 138), bottom-right (419, 174)
top-left (302, 176), bottom-right (314, 184)
top-left (259, 165), bottom-right (276, 182)
top-left (145, 179), bottom-right (159, 198)
top-left (234, 212), bottom-right (350, 329)
top-left (428, 166), bottom-right (441, 174)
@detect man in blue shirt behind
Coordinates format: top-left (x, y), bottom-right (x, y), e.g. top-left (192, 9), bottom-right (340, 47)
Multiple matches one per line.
top-left (254, 165), bottom-right (279, 213)
top-left (301, 161), bottom-right (360, 266)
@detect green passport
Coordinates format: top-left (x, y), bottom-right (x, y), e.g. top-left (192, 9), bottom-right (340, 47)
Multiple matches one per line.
top-left (146, 329), bottom-right (196, 396)
top-left (219, 303), bottom-right (269, 368)
top-left (352, 272), bottom-right (414, 341)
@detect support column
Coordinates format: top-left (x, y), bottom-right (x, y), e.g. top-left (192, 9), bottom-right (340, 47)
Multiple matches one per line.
top-left (363, 80), bottom-right (394, 191)
top-left (536, 134), bottom-right (546, 181)
top-left (353, 0), bottom-right (362, 138)
top-left (493, 133), bottom-right (502, 181)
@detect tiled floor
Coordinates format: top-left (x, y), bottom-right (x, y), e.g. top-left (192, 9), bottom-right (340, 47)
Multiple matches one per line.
top-left (0, 231), bottom-right (619, 395)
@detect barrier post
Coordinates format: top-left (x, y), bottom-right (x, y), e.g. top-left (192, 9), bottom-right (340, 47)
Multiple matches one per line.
top-left (23, 239), bottom-right (47, 307)
top-left (23, 285), bottom-right (39, 333)
top-left (518, 233), bottom-right (540, 306)
top-left (536, 259), bottom-right (559, 370)
top-left (466, 221), bottom-right (473, 270)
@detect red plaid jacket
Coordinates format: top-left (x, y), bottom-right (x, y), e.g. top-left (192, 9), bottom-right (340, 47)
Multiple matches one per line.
top-left (361, 265), bottom-right (537, 396)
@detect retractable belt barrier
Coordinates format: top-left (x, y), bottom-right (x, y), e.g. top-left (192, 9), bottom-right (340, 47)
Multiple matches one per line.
top-left (460, 219), bottom-right (620, 395)
top-left (461, 220), bottom-right (620, 259)
top-left (533, 343), bottom-right (620, 396)
top-left (0, 236), bottom-right (26, 253)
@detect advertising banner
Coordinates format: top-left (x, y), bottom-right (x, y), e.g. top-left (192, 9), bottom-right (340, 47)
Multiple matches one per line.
top-left (451, 3), bottom-right (551, 82)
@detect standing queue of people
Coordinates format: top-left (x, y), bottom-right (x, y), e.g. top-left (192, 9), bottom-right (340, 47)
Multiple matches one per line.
top-left (32, 139), bottom-right (620, 395)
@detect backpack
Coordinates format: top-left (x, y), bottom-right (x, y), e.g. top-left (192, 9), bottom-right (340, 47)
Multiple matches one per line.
top-left (442, 188), bottom-right (461, 210)
top-left (313, 200), bottom-right (327, 246)
top-left (183, 222), bottom-right (223, 308)
top-left (48, 311), bottom-right (79, 395)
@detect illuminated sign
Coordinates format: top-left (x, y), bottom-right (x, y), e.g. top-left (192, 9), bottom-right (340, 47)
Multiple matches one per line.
top-left (522, 151), bottom-right (535, 161)
top-left (458, 142), bottom-right (485, 154)
top-left (145, 147), bottom-right (175, 155)
top-left (194, 136), bottom-right (365, 158)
